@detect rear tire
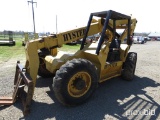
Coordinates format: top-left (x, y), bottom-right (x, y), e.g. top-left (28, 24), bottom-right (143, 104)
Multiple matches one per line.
top-left (121, 52), bottom-right (137, 81)
top-left (38, 48), bottom-right (54, 78)
top-left (52, 58), bottom-right (98, 105)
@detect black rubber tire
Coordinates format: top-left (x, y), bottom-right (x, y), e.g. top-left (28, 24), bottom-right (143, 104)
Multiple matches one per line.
top-left (38, 48), bottom-right (54, 78)
top-left (121, 52), bottom-right (137, 81)
top-left (52, 58), bottom-right (98, 105)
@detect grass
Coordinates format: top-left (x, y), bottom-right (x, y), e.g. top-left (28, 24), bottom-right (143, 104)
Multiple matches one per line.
top-left (0, 46), bottom-right (24, 62)
top-left (0, 37), bottom-right (25, 63)
top-left (0, 36), bottom-right (80, 63)
top-left (58, 44), bottom-right (81, 52)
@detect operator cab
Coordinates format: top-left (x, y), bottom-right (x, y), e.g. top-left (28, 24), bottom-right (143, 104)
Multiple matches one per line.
top-left (80, 10), bottom-right (132, 62)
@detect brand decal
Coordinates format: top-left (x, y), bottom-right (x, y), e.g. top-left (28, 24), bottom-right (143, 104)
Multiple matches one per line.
top-left (63, 29), bottom-right (86, 41)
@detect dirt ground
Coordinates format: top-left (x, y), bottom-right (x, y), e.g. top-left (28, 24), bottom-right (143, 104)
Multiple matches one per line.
top-left (0, 41), bottom-right (160, 120)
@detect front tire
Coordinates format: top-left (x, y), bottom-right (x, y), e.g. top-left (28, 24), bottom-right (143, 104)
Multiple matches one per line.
top-left (52, 58), bottom-right (98, 105)
top-left (121, 52), bottom-right (137, 81)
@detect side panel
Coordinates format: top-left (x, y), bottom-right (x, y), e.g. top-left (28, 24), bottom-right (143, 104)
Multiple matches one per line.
top-left (100, 61), bottom-right (123, 82)
top-left (120, 44), bottom-right (130, 62)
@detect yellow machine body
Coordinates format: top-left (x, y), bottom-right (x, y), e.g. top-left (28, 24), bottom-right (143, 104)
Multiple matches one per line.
top-left (25, 17), bottom-right (136, 86)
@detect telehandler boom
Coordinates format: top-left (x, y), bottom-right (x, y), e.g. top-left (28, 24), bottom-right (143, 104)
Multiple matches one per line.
top-left (0, 10), bottom-right (137, 115)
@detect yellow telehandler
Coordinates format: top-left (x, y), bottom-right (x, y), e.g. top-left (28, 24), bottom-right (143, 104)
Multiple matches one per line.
top-left (0, 10), bottom-right (137, 115)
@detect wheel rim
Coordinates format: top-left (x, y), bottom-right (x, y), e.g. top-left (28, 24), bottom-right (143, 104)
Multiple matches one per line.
top-left (68, 71), bottom-right (91, 98)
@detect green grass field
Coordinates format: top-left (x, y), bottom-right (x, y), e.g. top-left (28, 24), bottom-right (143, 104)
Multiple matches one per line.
top-left (0, 36), bottom-right (80, 63)
top-left (0, 36), bottom-right (25, 62)
top-left (59, 44), bottom-right (80, 52)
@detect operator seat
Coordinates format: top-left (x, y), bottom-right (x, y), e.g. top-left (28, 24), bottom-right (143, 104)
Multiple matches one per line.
top-left (109, 39), bottom-right (121, 51)
top-left (107, 39), bottom-right (121, 62)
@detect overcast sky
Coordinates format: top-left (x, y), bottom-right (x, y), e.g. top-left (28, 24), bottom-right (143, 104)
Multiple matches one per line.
top-left (0, 0), bottom-right (160, 33)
